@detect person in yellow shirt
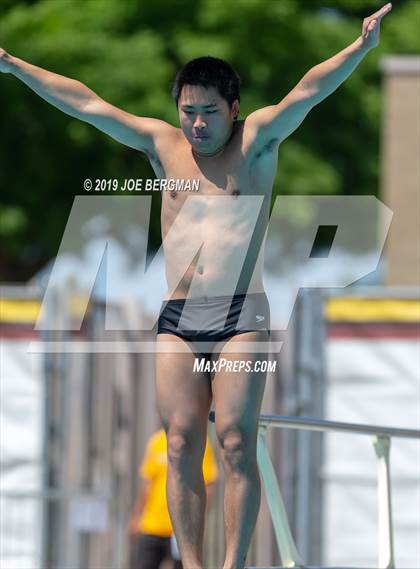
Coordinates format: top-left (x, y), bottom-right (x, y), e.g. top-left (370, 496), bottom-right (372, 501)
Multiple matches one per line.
top-left (129, 428), bottom-right (218, 569)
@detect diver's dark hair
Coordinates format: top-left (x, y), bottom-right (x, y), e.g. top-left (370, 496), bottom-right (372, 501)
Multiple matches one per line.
top-left (171, 56), bottom-right (241, 108)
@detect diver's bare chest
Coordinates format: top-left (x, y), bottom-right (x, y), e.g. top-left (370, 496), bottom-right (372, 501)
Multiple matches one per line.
top-left (159, 150), bottom-right (250, 207)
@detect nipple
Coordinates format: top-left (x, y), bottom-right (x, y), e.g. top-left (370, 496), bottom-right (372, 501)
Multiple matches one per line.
top-left (170, 190), bottom-right (177, 199)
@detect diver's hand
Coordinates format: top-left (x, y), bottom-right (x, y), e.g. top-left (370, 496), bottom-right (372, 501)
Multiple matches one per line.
top-left (360, 2), bottom-right (392, 50)
top-left (0, 48), bottom-right (14, 73)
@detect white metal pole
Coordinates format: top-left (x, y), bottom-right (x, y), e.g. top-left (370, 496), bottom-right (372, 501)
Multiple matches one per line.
top-left (257, 426), bottom-right (305, 568)
top-left (373, 435), bottom-right (395, 569)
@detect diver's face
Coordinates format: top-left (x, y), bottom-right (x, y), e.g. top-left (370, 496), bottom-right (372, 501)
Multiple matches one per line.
top-left (178, 84), bottom-right (239, 156)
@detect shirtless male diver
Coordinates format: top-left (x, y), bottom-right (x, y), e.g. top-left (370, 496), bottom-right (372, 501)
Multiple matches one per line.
top-left (0, 4), bottom-right (391, 568)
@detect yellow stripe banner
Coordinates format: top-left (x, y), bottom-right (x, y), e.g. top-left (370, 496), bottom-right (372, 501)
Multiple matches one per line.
top-left (326, 298), bottom-right (420, 323)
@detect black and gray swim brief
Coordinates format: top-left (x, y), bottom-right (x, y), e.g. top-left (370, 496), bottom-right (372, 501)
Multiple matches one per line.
top-left (157, 292), bottom-right (270, 357)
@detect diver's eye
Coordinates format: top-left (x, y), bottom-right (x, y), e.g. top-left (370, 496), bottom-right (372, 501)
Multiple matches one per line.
top-left (206, 110), bottom-right (217, 114)
top-left (183, 110), bottom-right (194, 115)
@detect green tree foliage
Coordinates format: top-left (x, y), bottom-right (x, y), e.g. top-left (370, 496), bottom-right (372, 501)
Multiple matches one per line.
top-left (0, 0), bottom-right (418, 279)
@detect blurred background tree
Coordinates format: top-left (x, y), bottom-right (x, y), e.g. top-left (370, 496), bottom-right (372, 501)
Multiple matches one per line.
top-left (0, 0), bottom-right (418, 280)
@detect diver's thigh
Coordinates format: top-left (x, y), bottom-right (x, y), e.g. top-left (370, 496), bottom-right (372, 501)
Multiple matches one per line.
top-left (212, 331), bottom-right (268, 438)
top-left (155, 333), bottom-right (212, 430)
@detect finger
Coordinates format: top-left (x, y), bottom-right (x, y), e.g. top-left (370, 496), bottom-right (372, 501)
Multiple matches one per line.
top-left (378, 3), bottom-right (392, 20)
top-left (372, 2), bottom-right (392, 21)
top-left (362, 17), bottom-right (376, 35)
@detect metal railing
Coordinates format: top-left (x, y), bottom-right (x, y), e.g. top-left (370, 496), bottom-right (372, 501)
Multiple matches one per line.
top-left (209, 411), bottom-right (420, 569)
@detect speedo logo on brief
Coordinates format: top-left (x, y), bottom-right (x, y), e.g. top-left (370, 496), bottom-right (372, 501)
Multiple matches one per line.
top-left (255, 314), bottom-right (265, 323)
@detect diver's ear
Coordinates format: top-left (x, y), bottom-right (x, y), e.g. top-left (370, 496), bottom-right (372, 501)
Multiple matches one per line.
top-left (231, 99), bottom-right (240, 120)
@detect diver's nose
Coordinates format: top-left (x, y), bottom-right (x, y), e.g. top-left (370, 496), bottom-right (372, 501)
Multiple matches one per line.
top-left (194, 116), bottom-right (207, 130)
